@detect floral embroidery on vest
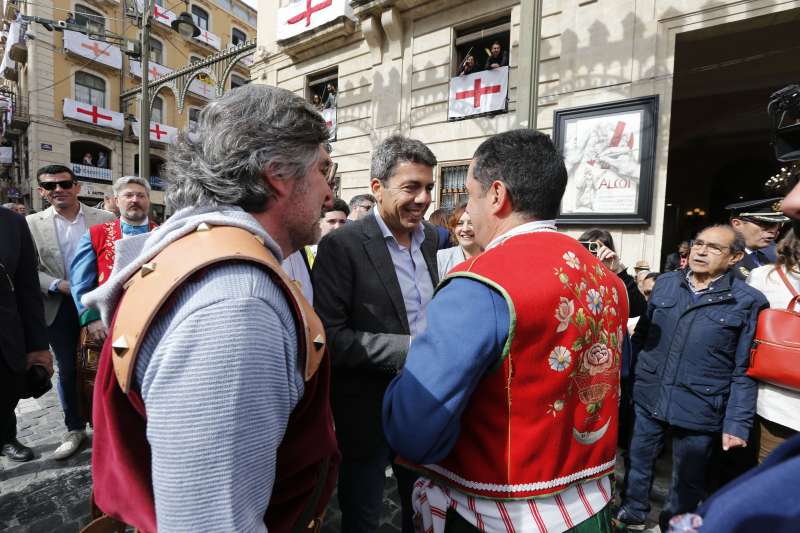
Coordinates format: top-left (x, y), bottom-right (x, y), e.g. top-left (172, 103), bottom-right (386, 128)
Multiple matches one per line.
top-left (551, 251), bottom-right (623, 444)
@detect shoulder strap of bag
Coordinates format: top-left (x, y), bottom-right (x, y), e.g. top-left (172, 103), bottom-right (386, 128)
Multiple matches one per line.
top-left (109, 224), bottom-right (326, 394)
top-left (776, 265), bottom-right (799, 297)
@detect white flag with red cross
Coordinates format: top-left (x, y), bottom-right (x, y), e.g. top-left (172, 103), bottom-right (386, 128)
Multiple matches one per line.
top-left (63, 98), bottom-right (125, 131)
top-left (152, 4), bottom-right (177, 27)
top-left (448, 66), bottom-right (509, 119)
top-left (277, 0), bottom-right (355, 41)
top-left (63, 31), bottom-right (122, 70)
top-left (130, 60), bottom-right (173, 80)
top-left (322, 108), bottom-right (336, 140)
top-left (131, 120), bottom-right (178, 144)
top-left (194, 28), bottom-right (222, 50)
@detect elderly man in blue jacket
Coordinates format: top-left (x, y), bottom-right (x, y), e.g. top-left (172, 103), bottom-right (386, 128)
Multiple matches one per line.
top-left (616, 224), bottom-right (768, 531)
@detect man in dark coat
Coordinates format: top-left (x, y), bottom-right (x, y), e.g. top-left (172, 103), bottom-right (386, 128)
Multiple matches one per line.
top-left (0, 208), bottom-right (53, 461)
top-left (312, 135), bottom-right (439, 533)
top-left (616, 224), bottom-right (768, 531)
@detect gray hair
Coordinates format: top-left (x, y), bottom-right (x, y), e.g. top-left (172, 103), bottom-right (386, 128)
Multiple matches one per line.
top-left (113, 176), bottom-right (151, 196)
top-left (370, 135), bottom-right (437, 184)
top-left (165, 84), bottom-right (330, 212)
top-left (698, 224), bottom-right (746, 254)
top-left (348, 193), bottom-right (376, 208)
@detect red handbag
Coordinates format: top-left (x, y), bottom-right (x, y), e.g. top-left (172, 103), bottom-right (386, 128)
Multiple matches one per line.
top-left (748, 266), bottom-right (800, 391)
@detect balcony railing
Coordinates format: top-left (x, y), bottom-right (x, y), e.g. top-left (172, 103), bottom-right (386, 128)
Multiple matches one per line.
top-left (71, 163), bottom-right (112, 182)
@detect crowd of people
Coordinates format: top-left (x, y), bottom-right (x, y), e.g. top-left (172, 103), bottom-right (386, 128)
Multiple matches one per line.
top-left (2, 83), bottom-right (800, 533)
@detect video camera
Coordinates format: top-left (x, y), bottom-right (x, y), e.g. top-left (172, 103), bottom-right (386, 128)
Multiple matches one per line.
top-left (769, 84), bottom-right (800, 163)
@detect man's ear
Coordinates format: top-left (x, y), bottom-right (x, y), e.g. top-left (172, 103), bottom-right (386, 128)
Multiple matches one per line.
top-left (262, 162), bottom-right (292, 199)
top-left (490, 180), bottom-right (513, 216)
top-left (730, 251), bottom-right (745, 266)
top-left (370, 178), bottom-right (383, 201)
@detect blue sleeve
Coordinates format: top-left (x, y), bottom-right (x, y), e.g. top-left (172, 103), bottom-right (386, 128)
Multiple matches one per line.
top-left (69, 232), bottom-right (99, 323)
top-left (382, 277), bottom-right (509, 464)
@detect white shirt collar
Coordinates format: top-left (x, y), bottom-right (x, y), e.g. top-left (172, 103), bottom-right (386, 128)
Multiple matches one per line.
top-left (53, 204), bottom-right (84, 223)
top-left (486, 219), bottom-right (557, 250)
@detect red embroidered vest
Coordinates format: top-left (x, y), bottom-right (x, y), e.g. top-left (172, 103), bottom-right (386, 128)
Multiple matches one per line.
top-left (89, 220), bottom-right (157, 286)
top-left (416, 232), bottom-right (628, 499)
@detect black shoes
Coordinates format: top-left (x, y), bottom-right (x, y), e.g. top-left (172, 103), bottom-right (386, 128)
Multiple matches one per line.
top-left (1, 439), bottom-right (34, 462)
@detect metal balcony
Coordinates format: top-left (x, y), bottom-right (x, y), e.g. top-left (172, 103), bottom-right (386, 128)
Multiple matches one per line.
top-left (71, 163), bottom-right (112, 182)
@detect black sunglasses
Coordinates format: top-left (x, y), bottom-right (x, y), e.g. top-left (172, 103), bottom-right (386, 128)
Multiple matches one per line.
top-left (39, 180), bottom-right (76, 191)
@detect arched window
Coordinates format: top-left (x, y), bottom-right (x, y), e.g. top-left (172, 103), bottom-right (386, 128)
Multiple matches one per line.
top-left (149, 37), bottom-right (164, 65)
top-left (75, 71), bottom-right (105, 107)
top-left (231, 74), bottom-right (248, 89)
top-left (191, 5), bottom-right (209, 31)
top-left (74, 4), bottom-right (105, 34)
top-left (232, 28), bottom-right (247, 45)
top-left (151, 95), bottom-right (164, 124)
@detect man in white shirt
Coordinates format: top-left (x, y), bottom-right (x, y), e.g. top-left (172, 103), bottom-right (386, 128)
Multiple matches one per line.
top-left (26, 165), bottom-right (114, 459)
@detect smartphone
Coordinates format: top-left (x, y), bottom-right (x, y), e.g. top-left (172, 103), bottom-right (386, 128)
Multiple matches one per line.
top-left (579, 241), bottom-right (599, 255)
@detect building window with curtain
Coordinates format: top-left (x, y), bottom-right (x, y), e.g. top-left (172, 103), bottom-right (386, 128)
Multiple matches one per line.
top-left (74, 4), bottom-right (105, 35)
top-left (151, 96), bottom-right (164, 124)
top-left (439, 163), bottom-right (469, 210)
top-left (75, 71), bottom-right (106, 108)
top-left (150, 38), bottom-right (164, 65)
top-left (188, 108), bottom-right (200, 130)
top-left (232, 28), bottom-right (247, 45)
top-left (191, 5), bottom-right (209, 31)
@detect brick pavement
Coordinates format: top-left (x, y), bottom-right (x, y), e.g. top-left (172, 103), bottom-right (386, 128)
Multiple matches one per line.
top-left (1, 378), bottom-right (667, 532)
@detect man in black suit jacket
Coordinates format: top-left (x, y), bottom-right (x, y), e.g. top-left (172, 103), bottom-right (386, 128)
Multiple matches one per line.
top-left (313, 135), bottom-right (439, 533)
top-left (0, 208), bottom-right (53, 462)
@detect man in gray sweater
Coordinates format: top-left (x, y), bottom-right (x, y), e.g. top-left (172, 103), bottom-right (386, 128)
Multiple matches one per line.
top-left (84, 85), bottom-right (339, 532)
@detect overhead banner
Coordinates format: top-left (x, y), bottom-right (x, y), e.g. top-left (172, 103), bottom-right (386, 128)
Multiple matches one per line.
top-left (152, 4), bottom-right (176, 27)
top-left (130, 60), bottom-right (173, 80)
top-left (195, 29), bottom-right (221, 50)
top-left (131, 120), bottom-right (178, 144)
top-left (63, 98), bottom-right (124, 131)
top-left (277, 0), bottom-right (355, 41)
top-left (63, 30), bottom-right (122, 70)
top-left (448, 66), bottom-right (509, 120)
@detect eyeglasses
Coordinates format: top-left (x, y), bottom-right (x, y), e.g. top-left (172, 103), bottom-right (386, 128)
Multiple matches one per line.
top-left (39, 180), bottom-right (75, 191)
top-left (355, 203), bottom-right (373, 210)
top-left (119, 192), bottom-right (148, 200)
top-left (690, 239), bottom-right (730, 256)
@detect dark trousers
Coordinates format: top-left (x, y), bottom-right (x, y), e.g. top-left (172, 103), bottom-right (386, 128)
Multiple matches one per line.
top-left (622, 404), bottom-right (715, 529)
top-left (337, 443), bottom-right (417, 533)
top-left (0, 358), bottom-right (24, 443)
top-left (47, 298), bottom-right (84, 432)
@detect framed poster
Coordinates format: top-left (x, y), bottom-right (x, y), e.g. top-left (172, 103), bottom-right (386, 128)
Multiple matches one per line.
top-left (553, 95), bottom-right (658, 225)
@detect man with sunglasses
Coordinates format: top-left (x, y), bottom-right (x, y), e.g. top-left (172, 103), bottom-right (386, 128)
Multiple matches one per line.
top-left (26, 164), bottom-right (114, 459)
top-left (727, 198), bottom-right (790, 279)
top-left (616, 224), bottom-right (768, 531)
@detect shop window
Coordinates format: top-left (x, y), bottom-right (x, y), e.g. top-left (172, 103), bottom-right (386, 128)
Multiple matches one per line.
top-left (453, 15), bottom-right (510, 76)
top-left (232, 28), bottom-right (247, 46)
top-left (307, 67), bottom-right (337, 111)
top-left (151, 96), bottom-right (164, 124)
top-left (75, 4), bottom-right (105, 35)
top-left (439, 163), bottom-right (469, 210)
top-left (191, 5), bottom-right (209, 31)
top-left (75, 71), bottom-right (106, 107)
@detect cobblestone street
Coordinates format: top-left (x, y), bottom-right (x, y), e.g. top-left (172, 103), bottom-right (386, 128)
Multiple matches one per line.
top-left (1, 379), bottom-right (666, 532)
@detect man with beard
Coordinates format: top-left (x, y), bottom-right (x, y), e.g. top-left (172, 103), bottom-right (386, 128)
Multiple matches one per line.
top-left (727, 198), bottom-right (789, 279)
top-left (313, 135), bottom-right (439, 533)
top-left (26, 165), bottom-right (114, 460)
top-left (69, 177), bottom-right (157, 422)
top-left (83, 85), bottom-right (339, 532)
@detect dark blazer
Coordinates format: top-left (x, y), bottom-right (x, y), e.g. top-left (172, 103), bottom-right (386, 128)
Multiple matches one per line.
top-left (312, 213), bottom-right (439, 459)
top-left (0, 209), bottom-right (49, 374)
top-left (632, 270), bottom-right (768, 440)
top-left (733, 244), bottom-right (777, 280)
top-left (484, 51), bottom-right (509, 70)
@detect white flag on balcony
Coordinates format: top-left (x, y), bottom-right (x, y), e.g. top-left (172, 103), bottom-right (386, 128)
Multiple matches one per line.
top-left (188, 77), bottom-right (215, 99)
top-left (152, 4), bottom-right (177, 27)
top-left (130, 60), bottom-right (173, 80)
top-left (131, 120), bottom-right (178, 144)
top-left (277, 0), bottom-right (355, 41)
top-left (194, 29), bottom-right (221, 50)
top-left (448, 66), bottom-right (509, 119)
top-left (322, 107), bottom-right (336, 140)
top-left (63, 31), bottom-right (122, 70)
top-left (63, 98), bottom-right (124, 131)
